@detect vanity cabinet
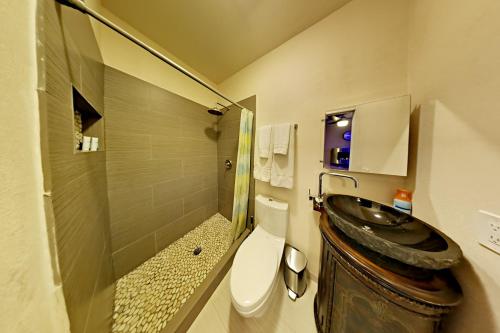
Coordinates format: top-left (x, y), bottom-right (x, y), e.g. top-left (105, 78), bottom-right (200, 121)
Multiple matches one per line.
top-left (315, 213), bottom-right (462, 333)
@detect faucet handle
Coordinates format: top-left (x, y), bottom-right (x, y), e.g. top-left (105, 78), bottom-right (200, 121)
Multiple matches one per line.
top-left (309, 189), bottom-right (323, 211)
top-left (308, 189), bottom-right (315, 201)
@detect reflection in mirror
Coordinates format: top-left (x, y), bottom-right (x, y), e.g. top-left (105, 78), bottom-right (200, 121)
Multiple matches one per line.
top-left (323, 110), bottom-right (355, 170)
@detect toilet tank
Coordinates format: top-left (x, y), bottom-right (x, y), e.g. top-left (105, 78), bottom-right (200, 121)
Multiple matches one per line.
top-left (255, 195), bottom-right (288, 238)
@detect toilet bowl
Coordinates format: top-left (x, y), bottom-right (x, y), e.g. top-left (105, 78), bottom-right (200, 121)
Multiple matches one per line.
top-left (230, 195), bottom-right (288, 317)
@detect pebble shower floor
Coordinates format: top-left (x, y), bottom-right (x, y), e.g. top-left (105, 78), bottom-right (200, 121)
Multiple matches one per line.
top-left (112, 213), bottom-right (233, 333)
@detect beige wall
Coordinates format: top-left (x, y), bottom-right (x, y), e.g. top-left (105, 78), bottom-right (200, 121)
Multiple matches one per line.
top-left (408, 0), bottom-right (500, 332)
top-left (0, 1), bottom-right (69, 332)
top-left (86, 0), bottom-right (221, 107)
top-left (220, 0), bottom-right (500, 331)
top-left (38, 1), bottom-right (115, 332)
top-left (220, 0), bottom-right (409, 279)
top-left (105, 67), bottom-right (219, 278)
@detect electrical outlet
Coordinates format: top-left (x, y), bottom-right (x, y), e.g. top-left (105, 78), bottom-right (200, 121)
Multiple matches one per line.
top-left (478, 210), bottom-right (500, 255)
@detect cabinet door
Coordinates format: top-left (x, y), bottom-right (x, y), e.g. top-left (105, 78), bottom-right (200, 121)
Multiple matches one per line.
top-left (317, 238), bottom-right (337, 333)
top-left (331, 264), bottom-right (436, 333)
top-left (349, 95), bottom-right (410, 176)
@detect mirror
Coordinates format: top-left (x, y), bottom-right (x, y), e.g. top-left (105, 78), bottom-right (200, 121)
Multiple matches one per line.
top-left (323, 95), bottom-right (410, 176)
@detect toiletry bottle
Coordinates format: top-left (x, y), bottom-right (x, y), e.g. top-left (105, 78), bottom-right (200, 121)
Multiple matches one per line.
top-left (90, 137), bottom-right (99, 151)
top-left (393, 189), bottom-right (412, 214)
top-left (82, 136), bottom-right (92, 151)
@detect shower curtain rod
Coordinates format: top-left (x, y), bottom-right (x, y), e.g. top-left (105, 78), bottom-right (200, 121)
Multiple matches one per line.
top-left (55, 0), bottom-right (246, 110)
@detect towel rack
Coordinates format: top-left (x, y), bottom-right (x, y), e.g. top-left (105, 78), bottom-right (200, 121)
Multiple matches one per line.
top-left (258, 124), bottom-right (298, 129)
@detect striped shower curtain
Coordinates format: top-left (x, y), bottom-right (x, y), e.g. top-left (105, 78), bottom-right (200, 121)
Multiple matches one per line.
top-left (231, 108), bottom-right (254, 241)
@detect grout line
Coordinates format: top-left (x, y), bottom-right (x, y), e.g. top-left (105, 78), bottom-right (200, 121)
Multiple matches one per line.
top-left (154, 232), bottom-right (158, 254)
top-left (111, 230), bottom-right (156, 258)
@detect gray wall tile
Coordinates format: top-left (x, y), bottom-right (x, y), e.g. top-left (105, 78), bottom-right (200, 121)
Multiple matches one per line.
top-left (112, 234), bottom-right (156, 279)
top-left (38, 1), bottom-right (114, 333)
top-left (155, 207), bottom-right (208, 251)
top-left (183, 187), bottom-right (218, 215)
top-left (105, 67), bottom-right (220, 276)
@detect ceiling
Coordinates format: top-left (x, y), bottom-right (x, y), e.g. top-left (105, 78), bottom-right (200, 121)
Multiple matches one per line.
top-left (101, 0), bottom-right (351, 83)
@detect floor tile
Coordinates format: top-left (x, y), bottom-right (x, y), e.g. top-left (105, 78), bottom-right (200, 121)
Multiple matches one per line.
top-left (188, 268), bottom-right (318, 333)
top-left (188, 301), bottom-right (228, 333)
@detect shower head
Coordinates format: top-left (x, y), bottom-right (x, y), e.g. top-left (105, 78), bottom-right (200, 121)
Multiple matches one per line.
top-left (208, 108), bottom-right (224, 116)
top-left (207, 103), bottom-right (229, 116)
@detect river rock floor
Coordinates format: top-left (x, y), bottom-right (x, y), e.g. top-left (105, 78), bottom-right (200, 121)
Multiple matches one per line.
top-left (112, 213), bottom-right (232, 333)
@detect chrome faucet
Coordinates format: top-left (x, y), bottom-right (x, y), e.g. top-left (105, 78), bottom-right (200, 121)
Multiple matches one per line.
top-left (309, 172), bottom-right (359, 210)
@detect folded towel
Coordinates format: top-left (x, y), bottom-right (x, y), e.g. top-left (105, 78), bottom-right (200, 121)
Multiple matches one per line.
top-left (273, 123), bottom-right (291, 155)
top-left (258, 125), bottom-right (272, 158)
top-left (254, 127), bottom-right (273, 182)
top-left (271, 124), bottom-right (294, 189)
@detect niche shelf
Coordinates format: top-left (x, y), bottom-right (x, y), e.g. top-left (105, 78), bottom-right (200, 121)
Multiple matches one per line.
top-left (72, 87), bottom-right (104, 153)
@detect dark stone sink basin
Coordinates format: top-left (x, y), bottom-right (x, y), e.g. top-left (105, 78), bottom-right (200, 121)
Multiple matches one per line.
top-left (324, 194), bottom-right (462, 270)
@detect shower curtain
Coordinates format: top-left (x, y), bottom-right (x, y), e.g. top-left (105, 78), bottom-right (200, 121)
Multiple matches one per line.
top-left (231, 108), bottom-right (254, 241)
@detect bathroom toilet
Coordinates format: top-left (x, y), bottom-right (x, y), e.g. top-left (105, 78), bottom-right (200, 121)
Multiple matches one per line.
top-left (230, 194), bottom-right (289, 318)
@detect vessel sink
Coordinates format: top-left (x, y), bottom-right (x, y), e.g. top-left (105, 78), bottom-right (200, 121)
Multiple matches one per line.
top-left (323, 194), bottom-right (462, 270)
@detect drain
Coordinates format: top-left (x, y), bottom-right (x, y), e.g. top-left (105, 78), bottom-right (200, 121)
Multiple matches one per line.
top-left (193, 246), bottom-right (202, 256)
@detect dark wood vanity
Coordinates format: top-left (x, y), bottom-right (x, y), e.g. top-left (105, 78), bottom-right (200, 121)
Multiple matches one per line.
top-left (315, 211), bottom-right (462, 333)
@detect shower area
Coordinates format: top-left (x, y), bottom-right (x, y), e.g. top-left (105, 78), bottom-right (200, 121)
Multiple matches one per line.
top-left (36, 0), bottom-right (255, 332)
top-left (106, 67), bottom-right (256, 332)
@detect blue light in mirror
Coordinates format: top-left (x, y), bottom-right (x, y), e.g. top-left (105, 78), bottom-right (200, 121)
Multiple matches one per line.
top-left (343, 130), bottom-right (351, 141)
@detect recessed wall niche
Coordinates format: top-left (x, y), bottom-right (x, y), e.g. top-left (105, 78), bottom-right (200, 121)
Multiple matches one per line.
top-left (72, 87), bottom-right (104, 152)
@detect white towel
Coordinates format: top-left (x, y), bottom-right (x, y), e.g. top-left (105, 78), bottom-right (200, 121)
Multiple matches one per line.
top-left (258, 125), bottom-right (272, 158)
top-left (273, 123), bottom-right (291, 155)
top-left (270, 124), bottom-right (294, 189)
top-left (254, 126), bottom-right (273, 182)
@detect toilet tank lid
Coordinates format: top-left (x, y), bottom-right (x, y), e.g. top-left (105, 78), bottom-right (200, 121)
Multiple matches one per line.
top-left (256, 194), bottom-right (288, 212)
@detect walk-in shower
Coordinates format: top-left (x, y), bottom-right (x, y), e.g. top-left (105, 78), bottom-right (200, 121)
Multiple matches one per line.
top-left (103, 66), bottom-right (255, 333)
top-left (41, 1), bottom-right (256, 333)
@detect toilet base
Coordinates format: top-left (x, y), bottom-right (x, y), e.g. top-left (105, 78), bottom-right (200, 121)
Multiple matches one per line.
top-left (232, 270), bottom-right (279, 318)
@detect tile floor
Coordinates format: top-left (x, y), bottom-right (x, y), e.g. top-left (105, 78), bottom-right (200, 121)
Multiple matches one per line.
top-left (188, 269), bottom-right (318, 333)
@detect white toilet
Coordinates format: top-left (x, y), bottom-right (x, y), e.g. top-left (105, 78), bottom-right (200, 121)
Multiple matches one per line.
top-left (230, 194), bottom-right (288, 318)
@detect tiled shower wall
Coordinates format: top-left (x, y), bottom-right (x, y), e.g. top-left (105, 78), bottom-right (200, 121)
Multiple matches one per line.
top-left (104, 67), bottom-right (219, 278)
top-left (37, 1), bottom-right (114, 333)
top-left (217, 96), bottom-right (256, 222)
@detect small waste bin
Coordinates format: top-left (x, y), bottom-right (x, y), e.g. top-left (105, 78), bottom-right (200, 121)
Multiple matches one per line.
top-left (284, 245), bottom-right (307, 301)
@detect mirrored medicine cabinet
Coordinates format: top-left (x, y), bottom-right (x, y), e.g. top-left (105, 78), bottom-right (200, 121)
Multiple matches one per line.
top-left (323, 95), bottom-right (410, 176)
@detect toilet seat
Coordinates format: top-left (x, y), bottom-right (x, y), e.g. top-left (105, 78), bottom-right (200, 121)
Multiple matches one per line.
top-left (230, 226), bottom-right (284, 317)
